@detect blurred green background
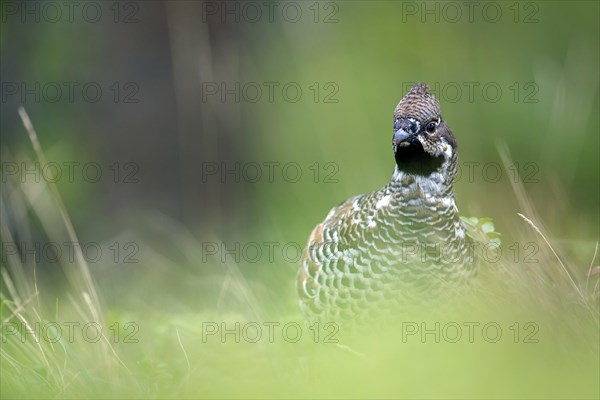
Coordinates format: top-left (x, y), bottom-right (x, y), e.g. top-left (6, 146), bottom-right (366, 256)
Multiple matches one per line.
top-left (1, 1), bottom-right (599, 398)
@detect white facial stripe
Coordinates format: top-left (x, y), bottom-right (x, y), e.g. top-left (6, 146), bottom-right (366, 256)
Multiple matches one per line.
top-left (440, 138), bottom-right (453, 158)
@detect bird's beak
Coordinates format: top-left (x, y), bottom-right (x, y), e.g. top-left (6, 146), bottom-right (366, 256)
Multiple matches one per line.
top-left (393, 129), bottom-right (412, 148)
top-left (393, 118), bottom-right (418, 151)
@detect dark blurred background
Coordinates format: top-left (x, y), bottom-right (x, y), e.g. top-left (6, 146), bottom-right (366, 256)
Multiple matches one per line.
top-left (1, 1), bottom-right (599, 304)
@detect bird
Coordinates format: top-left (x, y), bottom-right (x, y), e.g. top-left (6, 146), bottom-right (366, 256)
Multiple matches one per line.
top-left (297, 83), bottom-right (476, 324)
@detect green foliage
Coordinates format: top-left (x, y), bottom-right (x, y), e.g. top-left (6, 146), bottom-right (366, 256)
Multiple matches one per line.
top-left (461, 216), bottom-right (502, 246)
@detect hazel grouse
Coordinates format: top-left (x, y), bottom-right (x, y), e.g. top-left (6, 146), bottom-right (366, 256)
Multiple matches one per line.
top-left (297, 83), bottom-right (476, 323)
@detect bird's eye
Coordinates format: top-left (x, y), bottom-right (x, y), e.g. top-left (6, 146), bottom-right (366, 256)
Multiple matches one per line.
top-left (425, 121), bottom-right (437, 134)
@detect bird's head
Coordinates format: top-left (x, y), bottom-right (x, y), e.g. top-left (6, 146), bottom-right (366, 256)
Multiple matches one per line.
top-left (392, 83), bottom-right (457, 176)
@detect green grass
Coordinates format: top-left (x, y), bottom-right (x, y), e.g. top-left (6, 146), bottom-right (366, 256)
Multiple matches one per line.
top-left (1, 2), bottom-right (598, 398)
top-left (1, 108), bottom-right (598, 399)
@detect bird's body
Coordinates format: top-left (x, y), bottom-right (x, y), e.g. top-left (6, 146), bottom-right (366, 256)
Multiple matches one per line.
top-left (297, 83), bottom-right (476, 323)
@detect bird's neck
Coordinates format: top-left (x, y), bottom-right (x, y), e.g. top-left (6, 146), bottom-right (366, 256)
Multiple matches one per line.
top-left (390, 159), bottom-right (456, 199)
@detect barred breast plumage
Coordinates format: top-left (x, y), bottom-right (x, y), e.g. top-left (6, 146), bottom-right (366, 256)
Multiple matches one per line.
top-left (297, 83), bottom-right (476, 323)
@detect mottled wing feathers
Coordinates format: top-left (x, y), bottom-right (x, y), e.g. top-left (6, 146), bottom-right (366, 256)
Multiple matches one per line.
top-left (297, 194), bottom-right (368, 311)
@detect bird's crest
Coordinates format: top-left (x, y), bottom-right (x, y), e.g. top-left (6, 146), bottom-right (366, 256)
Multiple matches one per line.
top-left (394, 83), bottom-right (441, 122)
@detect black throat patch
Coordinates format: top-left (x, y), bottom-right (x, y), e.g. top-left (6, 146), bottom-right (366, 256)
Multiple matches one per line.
top-left (394, 141), bottom-right (444, 176)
